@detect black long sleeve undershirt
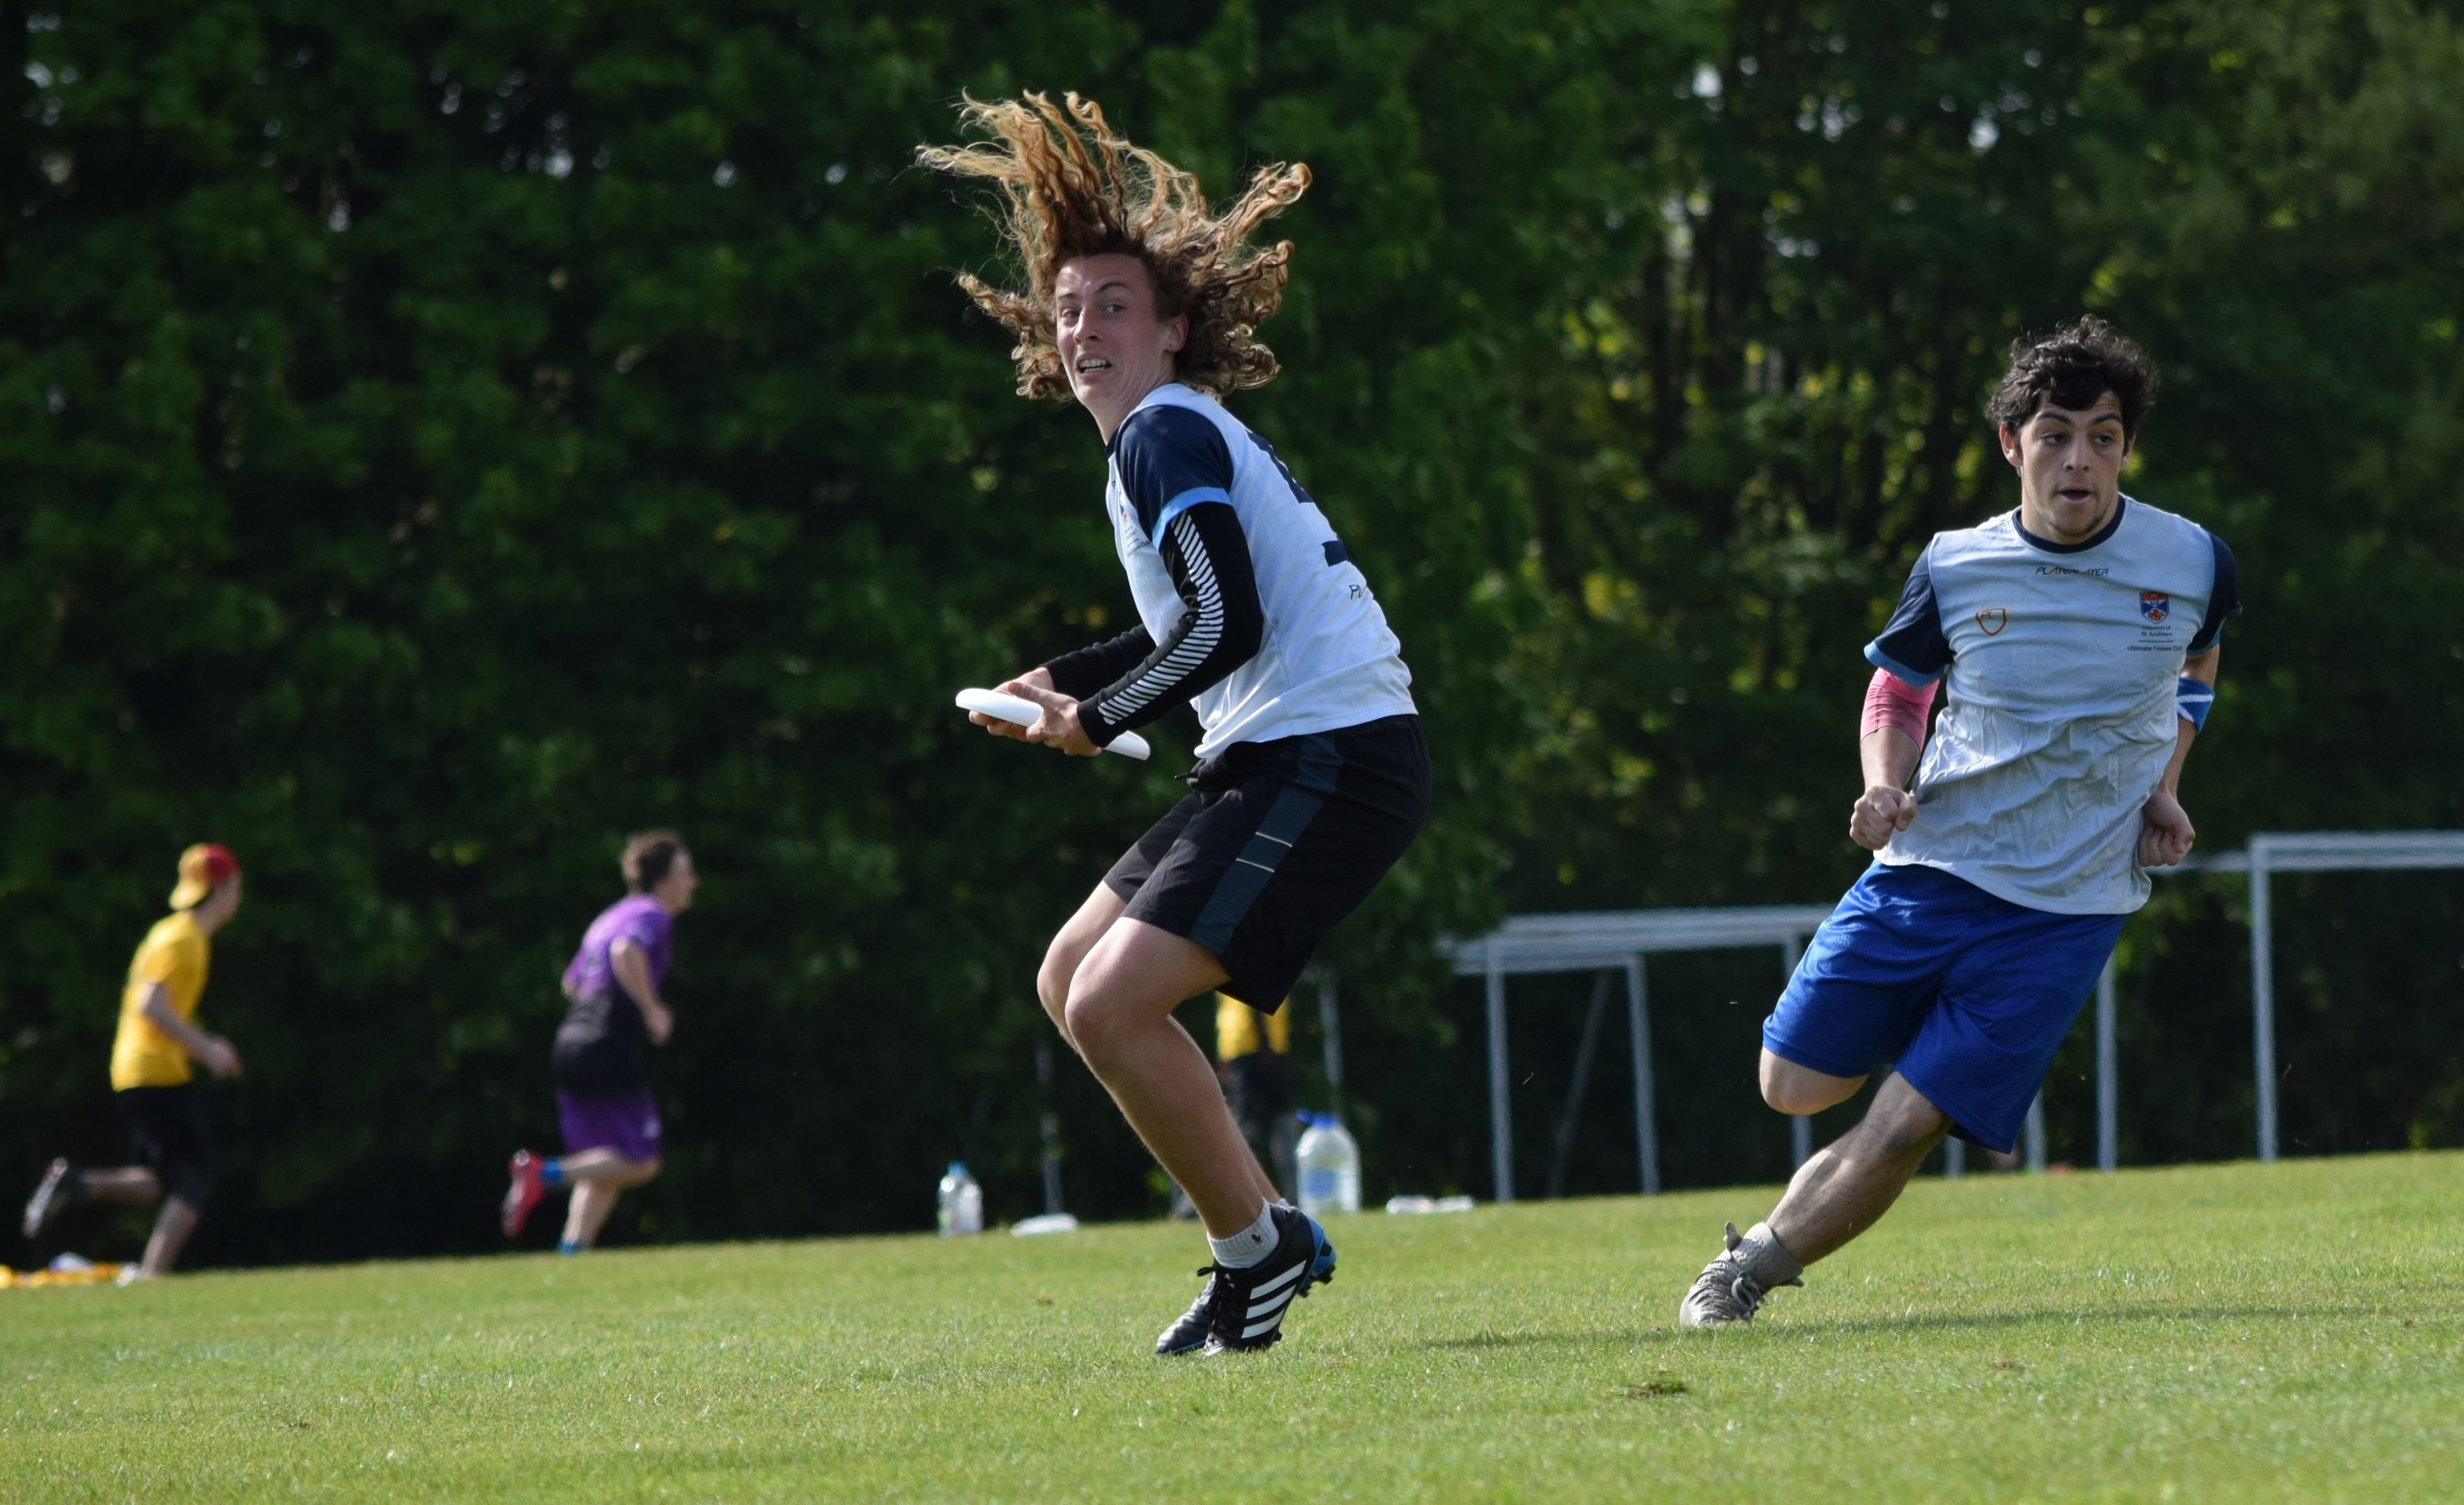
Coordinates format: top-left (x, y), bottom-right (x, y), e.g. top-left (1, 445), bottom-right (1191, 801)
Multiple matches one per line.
top-left (1042, 502), bottom-right (1264, 746)
top-left (1044, 626), bottom-right (1156, 700)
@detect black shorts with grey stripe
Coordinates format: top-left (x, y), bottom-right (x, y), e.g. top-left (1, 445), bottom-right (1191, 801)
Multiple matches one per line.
top-left (1105, 715), bottom-right (1429, 1012)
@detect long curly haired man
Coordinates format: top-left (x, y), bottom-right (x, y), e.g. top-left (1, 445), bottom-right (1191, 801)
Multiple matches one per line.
top-left (923, 94), bottom-right (1429, 1357)
top-left (918, 91), bottom-right (1305, 399)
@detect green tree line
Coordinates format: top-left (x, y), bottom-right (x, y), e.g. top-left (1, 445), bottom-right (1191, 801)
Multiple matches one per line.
top-left (3, 0), bottom-right (2458, 1265)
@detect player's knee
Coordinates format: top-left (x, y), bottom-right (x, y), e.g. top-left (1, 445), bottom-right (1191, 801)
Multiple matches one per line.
top-left (1760, 1056), bottom-right (1859, 1116)
top-left (1060, 987), bottom-right (1129, 1070)
top-left (1035, 947), bottom-right (1076, 1025)
top-left (1039, 923), bottom-right (1103, 1025)
top-left (630, 1157), bottom-right (663, 1184)
top-left (1762, 1081), bottom-right (1827, 1116)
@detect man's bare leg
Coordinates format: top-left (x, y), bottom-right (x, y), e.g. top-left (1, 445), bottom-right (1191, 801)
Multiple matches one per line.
top-left (78, 1168), bottom-right (164, 1207)
top-left (1682, 1058), bottom-right (1953, 1326)
top-left (137, 1196), bottom-right (201, 1279)
top-left (1760, 1051), bottom-right (1865, 1119)
top-left (1039, 890), bottom-right (1280, 1211)
top-left (557, 1148), bottom-right (660, 1188)
top-left (1037, 883), bottom-right (1128, 1039)
top-left (1765, 1072), bottom-right (1952, 1263)
top-left (559, 1155), bottom-right (659, 1249)
top-left (24, 1163), bottom-right (158, 1242)
top-left (1057, 918), bottom-right (1267, 1236)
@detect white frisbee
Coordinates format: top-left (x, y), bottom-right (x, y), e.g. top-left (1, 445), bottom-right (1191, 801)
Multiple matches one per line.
top-left (956, 688), bottom-right (1152, 761)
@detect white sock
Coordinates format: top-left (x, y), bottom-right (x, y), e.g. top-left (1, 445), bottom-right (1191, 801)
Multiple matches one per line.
top-left (1209, 1201), bottom-right (1280, 1269)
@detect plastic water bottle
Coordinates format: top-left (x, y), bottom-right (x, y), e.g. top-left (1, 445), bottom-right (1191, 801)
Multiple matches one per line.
top-left (1294, 1113), bottom-right (1361, 1219)
top-left (936, 1161), bottom-right (983, 1237)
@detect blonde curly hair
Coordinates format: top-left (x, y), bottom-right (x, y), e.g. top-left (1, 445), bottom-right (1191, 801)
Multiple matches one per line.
top-left (917, 92), bottom-right (1310, 400)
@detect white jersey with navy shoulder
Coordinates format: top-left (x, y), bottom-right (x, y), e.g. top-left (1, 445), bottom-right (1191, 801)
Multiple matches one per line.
top-left (1083, 384), bottom-right (1415, 757)
top-left (1866, 496), bottom-right (2239, 915)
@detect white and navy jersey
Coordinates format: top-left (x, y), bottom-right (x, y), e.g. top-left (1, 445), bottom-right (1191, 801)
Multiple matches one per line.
top-left (1866, 496), bottom-right (2240, 916)
top-left (1044, 383), bottom-right (1416, 757)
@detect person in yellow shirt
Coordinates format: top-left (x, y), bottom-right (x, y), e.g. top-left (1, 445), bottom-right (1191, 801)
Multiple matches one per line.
top-left (20, 844), bottom-right (247, 1280)
top-left (1216, 992), bottom-right (1299, 1201)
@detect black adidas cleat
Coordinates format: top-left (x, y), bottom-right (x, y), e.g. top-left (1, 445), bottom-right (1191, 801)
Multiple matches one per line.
top-left (1199, 1204), bottom-right (1329, 1356)
top-left (1155, 1269), bottom-right (1218, 1357)
top-left (1155, 1212), bottom-right (1337, 1356)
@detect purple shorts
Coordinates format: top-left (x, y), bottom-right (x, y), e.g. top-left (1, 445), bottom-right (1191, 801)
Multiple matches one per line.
top-left (556, 1088), bottom-right (663, 1164)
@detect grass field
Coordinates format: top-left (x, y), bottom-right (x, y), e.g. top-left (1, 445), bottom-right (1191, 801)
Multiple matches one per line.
top-left (4, 1153), bottom-right (2459, 1503)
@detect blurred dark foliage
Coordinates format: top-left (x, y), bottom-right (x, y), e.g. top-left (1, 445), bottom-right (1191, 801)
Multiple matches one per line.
top-left (2, 0), bottom-right (2458, 1267)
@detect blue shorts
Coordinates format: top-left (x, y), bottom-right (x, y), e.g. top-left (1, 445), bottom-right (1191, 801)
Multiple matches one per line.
top-left (1762, 863), bottom-right (2122, 1153)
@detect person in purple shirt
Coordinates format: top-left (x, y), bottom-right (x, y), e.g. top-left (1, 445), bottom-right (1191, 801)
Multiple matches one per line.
top-left (501, 832), bottom-right (697, 1252)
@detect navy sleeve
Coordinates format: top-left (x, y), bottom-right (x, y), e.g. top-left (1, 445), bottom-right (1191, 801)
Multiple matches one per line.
top-left (1076, 503), bottom-right (1264, 745)
top-left (2187, 533), bottom-right (2240, 654)
top-left (1044, 626), bottom-right (1156, 699)
top-left (1864, 543), bottom-right (1952, 686)
top-left (1110, 406), bottom-right (1235, 543)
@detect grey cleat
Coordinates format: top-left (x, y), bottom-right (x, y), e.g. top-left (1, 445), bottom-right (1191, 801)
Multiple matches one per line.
top-left (1677, 1220), bottom-right (1803, 1328)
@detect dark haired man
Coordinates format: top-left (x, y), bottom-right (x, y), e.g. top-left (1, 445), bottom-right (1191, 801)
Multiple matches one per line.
top-left (22, 845), bottom-right (247, 1281)
top-left (1680, 318), bottom-right (2239, 1326)
top-left (502, 833), bottom-right (696, 1253)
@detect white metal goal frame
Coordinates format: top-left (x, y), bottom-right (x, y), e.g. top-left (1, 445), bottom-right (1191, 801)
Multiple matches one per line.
top-left (1441, 906), bottom-right (1834, 1203)
top-left (1438, 830), bottom-right (2464, 1201)
top-left (2160, 831), bottom-right (2464, 1163)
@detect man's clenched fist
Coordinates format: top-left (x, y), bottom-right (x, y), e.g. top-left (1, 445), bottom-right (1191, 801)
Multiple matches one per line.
top-left (1850, 785), bottom-right (1917, 851)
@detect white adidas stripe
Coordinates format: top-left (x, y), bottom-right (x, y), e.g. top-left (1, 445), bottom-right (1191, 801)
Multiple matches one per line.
top-left (1250, 1260), bottom-right (1308, 1297)
top-left (1241, 1303), bottom-right (1294, 1338)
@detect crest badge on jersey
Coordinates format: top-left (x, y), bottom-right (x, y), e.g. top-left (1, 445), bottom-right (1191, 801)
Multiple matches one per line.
top-left (1976, 607), bottom-right (2008, 635)
top-left (2139, 592), bottom-right (2169, 624)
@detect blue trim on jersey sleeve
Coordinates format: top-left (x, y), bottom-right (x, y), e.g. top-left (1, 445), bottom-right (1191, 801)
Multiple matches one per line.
top-left (1150, 486), bottom-right (1233, 546)
top-left (1110, 404), bottom-right (1237, 543)
top-left (2176, 676), bottom-right (2215, 731)
top-left (2187, 532), bottom-right (2240, 654)
top-left (1864, 642), bottom-right (1944, 688)
top-left (1866, 546), bottom-right (1951, 684)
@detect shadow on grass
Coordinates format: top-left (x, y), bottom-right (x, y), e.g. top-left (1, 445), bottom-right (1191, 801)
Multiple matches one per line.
top-left (1418, 1304), bottom-right (2364, 1352)
top-left (1775, 1303), bottom-right (2365, 1338)
top-left (1424, 1327), bottom-right (1674, 1351)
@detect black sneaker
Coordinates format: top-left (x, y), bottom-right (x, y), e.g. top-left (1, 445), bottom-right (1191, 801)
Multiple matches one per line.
top-left (1154, 1269), bottom-right (1219, 1357)
top-left (1156, 1209), bottom-right (1337, 1356)
top-left (1200, 1204), bottom-right (1328, 1355)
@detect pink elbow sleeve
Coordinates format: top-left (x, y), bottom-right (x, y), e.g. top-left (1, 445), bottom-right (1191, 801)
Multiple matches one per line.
top-left (1861, 668), bottom-right (1938, 748)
